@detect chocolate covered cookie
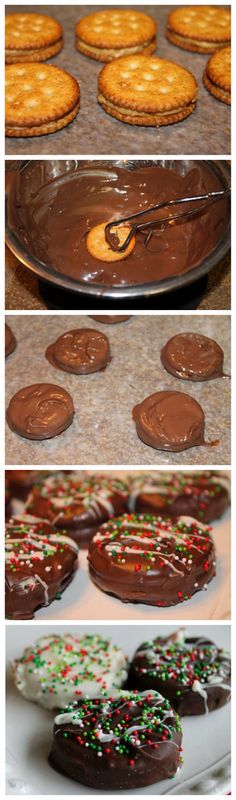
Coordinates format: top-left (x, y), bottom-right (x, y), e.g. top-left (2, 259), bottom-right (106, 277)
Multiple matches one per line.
top-left (45, 328), bottom-right (111, 374)
top-left (5, 470), bottom-right (51, 502)
top-left (5, 514), bottom-right (78, 620)
top-left (127, 471), bottom-right (230, 523)
top-left (132, 390), bottom-right (216, 452)
top-left (5, 476), bottom-right (11, 518)
top-left (13, 633), bottom-right (128, 709)
top-left (129, 629), bottom-right (231, 715)
top-left (161, 333), bottom-right (225, 381)
top-left (5, 323), bottom-right (16, 357)
top-left (6, 383), bottom-right (74, 440)
top-left (49, 690), bottom-right (182, 789)
top-left (90, 316), bottom-right (131, 324)
top-left (26, 472), bottom-right (129, 547)
top-left (88, 513), bottom-right (216, 607)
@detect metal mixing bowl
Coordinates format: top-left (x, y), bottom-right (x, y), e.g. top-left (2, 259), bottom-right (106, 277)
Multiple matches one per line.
top-left (5, 159), bottom-right (231, 301)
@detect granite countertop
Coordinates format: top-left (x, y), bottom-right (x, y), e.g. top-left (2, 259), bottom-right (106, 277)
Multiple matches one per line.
top-left (5, 314), bottom-right (231, 465)
top-left (5, 245), bottom-right (231, 310)
top-left (5, 4), bottom-right (231, 156)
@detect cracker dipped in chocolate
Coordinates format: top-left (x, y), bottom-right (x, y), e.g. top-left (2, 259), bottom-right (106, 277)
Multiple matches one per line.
top-left (6, 470), bottom-right (52, 501)
top-left (129, 629), bottom-right (231, 715)
top-left (26, 472), bottom-right (129, 547)
top-left (6, 383), bottom-right (74, 440)
top-left (13, 633), bottom-right (128, 709)
top-left (49, 690), bottom-right (183, 789)
top-left (5, 323), bottom-right (16, 357)
top-left (45, 328), bottom-right (111, 374)
top-left (161, 332), bottom-right (225, 381)
top-left (133, 390), bottom-right (217, 452)
top-left (5, 477), bottom-right (11, 519)
top-left (8, 163), bottom-right (229, 287)
top-left (127, 471), bottom-right (230, 523)
top-left (5, 514), bottom-right (78, 619)
top-left (88, 513), bottom-right (216, 607)
top-left (90, 316), bottom-right (131, 324)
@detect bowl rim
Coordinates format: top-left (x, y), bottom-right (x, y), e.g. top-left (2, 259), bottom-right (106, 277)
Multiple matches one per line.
top-left (5, 159), bottom-right (231, 299)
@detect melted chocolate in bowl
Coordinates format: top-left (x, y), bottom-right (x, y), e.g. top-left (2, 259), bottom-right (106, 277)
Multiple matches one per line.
top-left (8, 164), bottom-right (229, 287)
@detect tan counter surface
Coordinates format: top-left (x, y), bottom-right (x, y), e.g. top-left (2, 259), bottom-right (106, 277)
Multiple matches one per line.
top-left (5, 4), bottom-right (231, 156)
top-left (5, 314), bottom-right (231, 465)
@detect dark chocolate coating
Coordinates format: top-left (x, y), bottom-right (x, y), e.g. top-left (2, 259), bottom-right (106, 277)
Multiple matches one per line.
top-left (128, 471), bottom-right (230, 524)
top-left (5, 477), bottom-right (11, 519)
top-left (5, 470), bottom-right (71, 501)
top-left (26, 472), bottom-right (129, 547)
top-left (5, 323), bottom-right (16, 358)
top-left (6, 470), bottom-right (49, 502)
top-left (9, 164), bottom-right (229, 287)
top-left (161, 333), bottom-right (224, 381)
top-left (45, 328), bottom-right (111, 374)
top-left (6, 383), bottom-right (74, 440)
top-left (49, 691), bottom-right (182, 789)
top-left (129, 635), bottom-right (231, 716)
top-left (133, 390), bottom-right (210, 452)
top-left (90, 316), bottom-right (131, 324)
top-left (88, 512), bottom-right (216, 607)
top-left (5, 514), bottom-right (78, 620)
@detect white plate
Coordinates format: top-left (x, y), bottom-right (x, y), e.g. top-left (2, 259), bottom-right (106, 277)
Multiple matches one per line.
top-left (8, 506), bottom-right (230, 622)
top-left (6, 624), bottom-right (231, 795)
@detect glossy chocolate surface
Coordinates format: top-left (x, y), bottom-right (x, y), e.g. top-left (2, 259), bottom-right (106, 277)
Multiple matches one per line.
top-left (88, 513), bottom-right (216, 607)
top-left (45, 328), bottom-right (111, 374)
top-left (5, 470), bottom-right (69, 501)
top-left (6, 383), bottom-right (74, 440)
top-left (129, 632), bottom-right (231, 716)
top-left (161, 332), bottom-right (225, 381)
top-left (5, 323), bottom-right (16, 357)
top-left (49, 690), bottom-right (182, 789)
top-left (127, 471), bottom-right (230, 523)
top-left (26, 472), bottom-right (129, 547)
top-left (5, 514), bottom-right (78, 620)
top-left (133, 390), bottom-right (210, 452)
top-left (9, 164), bottom-right (229, 287)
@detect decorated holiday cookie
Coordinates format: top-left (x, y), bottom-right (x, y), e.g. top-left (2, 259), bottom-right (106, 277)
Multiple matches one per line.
top-left (127, 471), bottom-right (230, 523)
top-left (88, 513), bottom-right (216, 607)
top-left (6, 469), bottom-right (51, 501)
top-left (5, 515), bottom-right (78, 619)
top-left (49, 690), bottom-right (183, 789)
top-left (129, 629), bottom-right (231, 715)
top-left (26, 472), bottom-right (129, 547)
top-left (12, 633), bottom-right (128, 709)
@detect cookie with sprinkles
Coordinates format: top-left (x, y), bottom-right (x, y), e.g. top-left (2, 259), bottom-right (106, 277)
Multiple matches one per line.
top-left (12, 633), bottom-right (128, 709)
top-left (88, 513), bottom-right (216, 607)
top-left (6, 469), bottom-right (52, 502)
top-left (49, 690), bottom-right (182, 789)
top-left (5, 514), bottom-right (78, 620)
top-left (129, 629), bottom-right (231, 715)
top-left (127, 471), bottom-right (230, 523)
top-left (26, 472), bottom-right (129, 547)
